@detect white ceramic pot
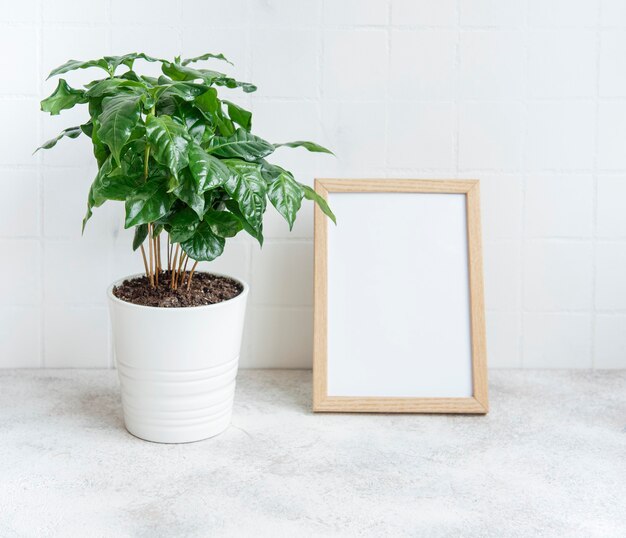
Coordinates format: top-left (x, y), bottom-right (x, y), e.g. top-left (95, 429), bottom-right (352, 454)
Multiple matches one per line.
top-left (107, 273), bottom-right (249, 444)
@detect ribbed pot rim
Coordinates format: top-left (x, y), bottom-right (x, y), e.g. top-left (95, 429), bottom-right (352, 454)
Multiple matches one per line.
top-left (107, 271), bottom-right (249, 312)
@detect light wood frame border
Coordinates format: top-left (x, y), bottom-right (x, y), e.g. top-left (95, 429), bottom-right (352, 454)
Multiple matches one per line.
top-left (313, 179), bottom-right (488, 414)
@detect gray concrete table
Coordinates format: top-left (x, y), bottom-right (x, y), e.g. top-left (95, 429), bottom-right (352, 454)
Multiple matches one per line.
top-left (0, 369), bottom-right (624, 537)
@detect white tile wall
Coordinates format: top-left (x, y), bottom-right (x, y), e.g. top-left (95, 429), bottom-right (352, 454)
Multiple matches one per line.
top-left (1, 0), bottom-right (625, 369)
top-left (523, 313), bottom-right (592, 368)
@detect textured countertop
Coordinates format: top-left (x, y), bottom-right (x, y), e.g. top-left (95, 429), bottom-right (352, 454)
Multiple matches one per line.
top-left (0, 369), bottom-right (624, 537)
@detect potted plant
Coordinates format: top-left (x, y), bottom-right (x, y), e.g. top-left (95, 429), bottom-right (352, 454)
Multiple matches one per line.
top-left (37, 52), bottom-right (335, 443)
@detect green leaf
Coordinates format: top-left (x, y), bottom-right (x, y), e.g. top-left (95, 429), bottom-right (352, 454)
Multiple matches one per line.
top-left (263, 164), bottom-right (304, 230)
top-left (47, 58), bottom-right (111, 79)
top-left (92, 164), bottom-right (144, 202)
top-left (194, 88), bottom-right (235, 136)
top-left (224, 200), bottom-right (263, 245)
top-left (80, 121), bottom-right (93, 137)
top-left (161, 63), bottom-right (218, 84)
top-left (40, 79), bottom-right (87, 115)
top-left (125, 179), bottom-right (175, 228)
top-left (224, 100), bottom-right (252, 131)
top-left (204, 210), bottom-right (243, 238)
top-left (214, 76), bottom-right (256, 93)
top-left (82, 202), bottom-right (93, 234)
top-left (182, 104), bottom-right (210, 142)
top-left (162, 62), bottom-right (255, 92)
top-left (82, 157), bottom-right (115, 231)
top-left (132, 224), bottom-right (148, 251)
top-left (166, 207), bottom-right (200, 242)
top-left (274, 140), bottom-right (334, 155)
top-left (88, 119), bottom-right (111, 167)
top-left (207, 128), bottom-right (274, 161)
top-left (98, 94), bottom-right (142, 165)
top-left (86, 156), bottom-right (115, 207)
top-left (194, 87), bottom-right (220, 113)
top-left (106, 53), bottom-right (165, 74)
top-left (157, 81), bottom-right (209, 102)
top-left (145, 115), bottom-right (190, 181)
top-left (85, 78), bottom-right (147, 98)
top-left (180, 220), bottom-right (225, 262)
top-left (172, 169), bottom-right (204, 218)
top-left (34, 125), bottom-right (82, 153)
top-left (222, 160), bottom-right (267, 230)
top-left (181, 52), bottom-right (233, 66)
top-left (302, 184), bottom-right (336, 224)
top-left (188, 144), bottom-right (229, 192)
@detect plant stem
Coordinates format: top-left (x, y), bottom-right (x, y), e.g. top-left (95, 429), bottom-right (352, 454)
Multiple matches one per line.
top-left (171, 244), bottom-right (179, 289)
top-left (181, 256), bottom-right (189, 286)
top-left (167, 234), bottom-right (171, 273)
top-left (154, 232), bottom-right (159, 287)
top-left (141, 106), bottom-right (156, 287)
top-left (175, 252), bottom-right (187, 289)
top-left (140, 244), bottom-right (149, 278)
top-left (187, 261), bottom-right (199, 291)
top-left (147, 223), bottom-right (154, 287)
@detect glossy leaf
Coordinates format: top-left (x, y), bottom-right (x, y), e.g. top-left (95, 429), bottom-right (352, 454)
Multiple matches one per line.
top-left (41, 79), bottom-right (87, 115)
top-left (34, 125), bottom-right (82, 153)
top-left (207, 128), bottom-right (274, 162)
top-left (222, 160), bottom-right (267, 229)
top-left (85, 78), bottom-right (146, 98)
top-left (194, 88), bottom-right (234, 136)
top-left (263, 164), bottom-right (304, 230)
top-left (214, 76), bottom-right (256, 93)
top-left (145, 115), bottom-right (190, 181)
top-left (87, 156), bottom-right (115, 207)
top-left (302, 184), bottom-right (336, 224)
top-left (132, 224), bottom-right (148, 251)
top-left (180, 220), bottom-right (225, 262)
top-left (182, 104), bottom-right (210, 142)
top-left (181, 52), bottom-right (233, 66)
top-left (47, 58), bottom-right (111, 79)
top-left (98, 94), bottom-right (142, 165)
top-left (166, 207), bottom-right (200, 242)
top-left (157, 82), bottom-right (208, 102)
top-left (274, 140), bottom-right (334, 155)
top-left (92, 164), bottom-right (143, 202)
top-left (188, 144), bottom-right (229, 192)
top-left (173, 169), bottom-right (205, 218)
top-left (125, 179), bottom-right (175, 228)
top-left (161, 63), bottom-right (218, 84)
top-left (224, 200), bottom-right (263, 245)
top-left (106, 53), bottom-right (165, 73)
top-left (161, 62), bottom-right (256, 93)
top-left (204, 210), bottom-right (242, 238)
top-left (224, 100), bottom-right (252, 131)
top-left (87, 119), bottom-right (111, 167)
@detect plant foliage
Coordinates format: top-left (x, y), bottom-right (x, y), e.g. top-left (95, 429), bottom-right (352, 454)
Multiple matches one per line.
top-left (37, 53), bottom-right (335, 289)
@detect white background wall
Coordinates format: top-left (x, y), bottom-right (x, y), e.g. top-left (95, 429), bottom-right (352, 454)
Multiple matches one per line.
top-left (1, 0), bottom-right (625, 369)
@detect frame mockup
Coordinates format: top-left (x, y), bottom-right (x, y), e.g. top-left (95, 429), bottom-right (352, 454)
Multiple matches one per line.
top-left (313, 179), bottom-right (488, 414)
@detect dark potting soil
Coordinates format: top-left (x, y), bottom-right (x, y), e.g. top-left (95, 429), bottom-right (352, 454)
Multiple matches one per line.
top-left (113, 272), bottom-right (243, 308)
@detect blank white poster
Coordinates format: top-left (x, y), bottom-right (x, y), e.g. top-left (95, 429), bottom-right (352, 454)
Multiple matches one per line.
top-left (326, 192), bottom-right (473, 397)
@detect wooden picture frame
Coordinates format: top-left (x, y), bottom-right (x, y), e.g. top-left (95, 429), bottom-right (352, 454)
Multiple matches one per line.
top-left (313, 179), bottom-right (488, 414)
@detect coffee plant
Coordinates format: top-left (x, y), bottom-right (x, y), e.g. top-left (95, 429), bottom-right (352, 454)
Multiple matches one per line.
top-left (37, 52), bottom-right (335, 289)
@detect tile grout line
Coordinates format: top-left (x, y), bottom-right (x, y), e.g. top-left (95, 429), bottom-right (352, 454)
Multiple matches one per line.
top-left (590, 2), bottom-right (603, 369)
top-left (519, 0), bottom-right (531, 368)
top-left (384, 0), bottom-right (392, 178)
top-left (244, 0), bottom-right (256, 364)
top-left (107, 0), bottom-right (114, 369)
top-left (454, 0), bottom-right (461, 175)
top-left (37, 0), bottom-right (45, 367)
